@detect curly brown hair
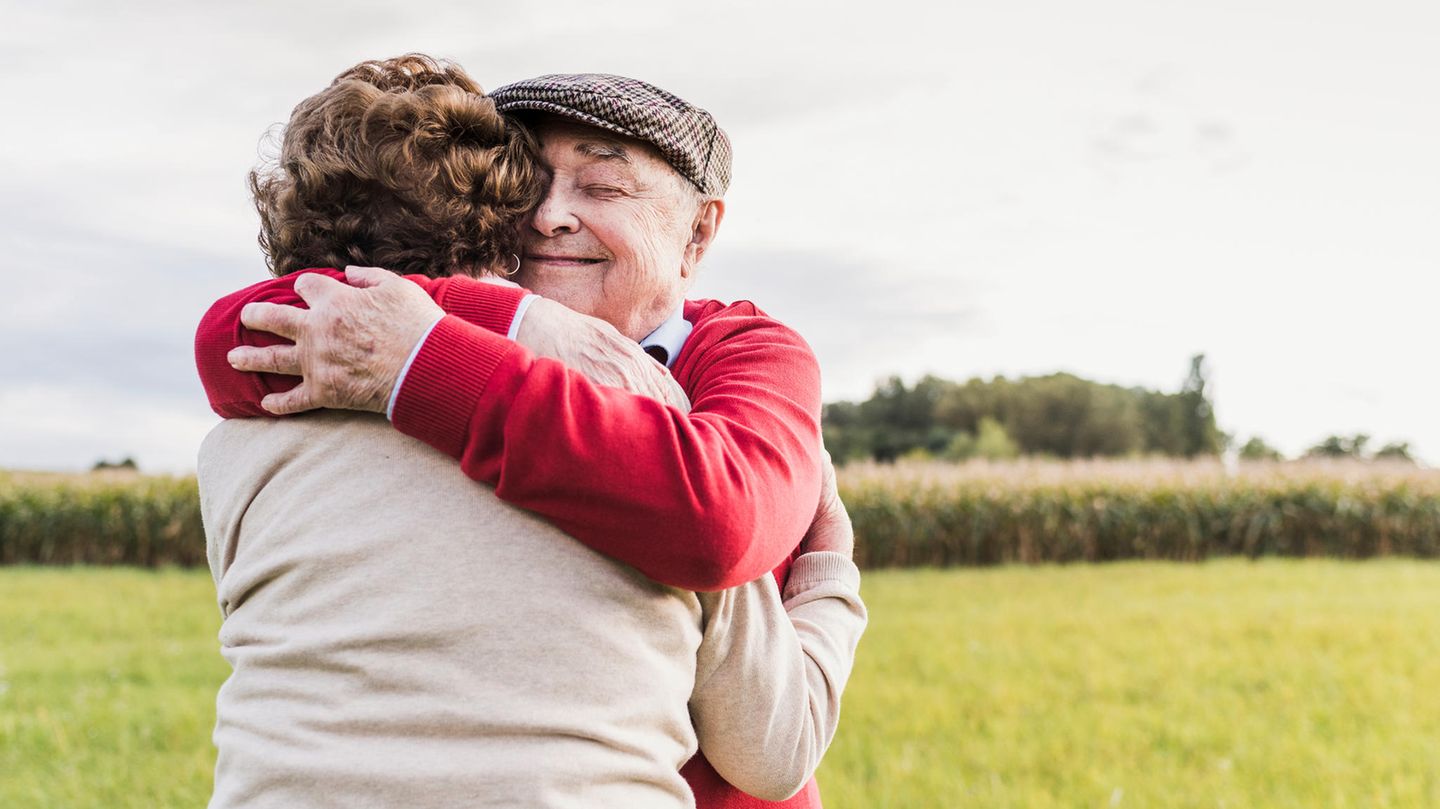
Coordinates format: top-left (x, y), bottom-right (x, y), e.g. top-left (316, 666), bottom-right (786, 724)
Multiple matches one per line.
top-left (251, 54), bottom-right (542, 278)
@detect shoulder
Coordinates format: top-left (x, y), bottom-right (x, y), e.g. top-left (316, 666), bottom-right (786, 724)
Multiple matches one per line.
top-left (684, 297), bottom-right (778, 327)
top-left (682, 298), bottom-right (816, 357)
top-left (674, 298), bottom-right (821, 405)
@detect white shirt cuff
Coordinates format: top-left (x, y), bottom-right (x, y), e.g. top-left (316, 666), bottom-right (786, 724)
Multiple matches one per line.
top-left (386, 316), bottom-right (444, 422)
top-left (508, 293), bottom-right (540, 341)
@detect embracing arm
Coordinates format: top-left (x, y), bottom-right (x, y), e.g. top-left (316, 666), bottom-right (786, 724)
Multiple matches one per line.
top-left (390, 296), bottom-right (822, 591)
top-left (194, 270), bottom-right (823, 591)
top-left (194, 269), bottom-right (529, 418)
top-left (688, 468), bottom-right (866, 801)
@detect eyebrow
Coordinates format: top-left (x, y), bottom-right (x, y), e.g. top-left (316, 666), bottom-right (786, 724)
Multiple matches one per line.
top-left (575, 139), bottom-right (632, 164)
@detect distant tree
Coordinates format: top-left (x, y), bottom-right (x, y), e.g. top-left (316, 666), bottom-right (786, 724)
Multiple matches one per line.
top-left (821, 400), bottom-right (872, 463)
top-left (973, 417), bottom-right (1020, 460)
top-left (1137, 389), bottom-right (1187, 456)
top-left (942, 417), bottom-right (1020, 461)
top-left (1004, 373), bottom-right (1143, 457)
top-left (92, 457), bottom-right (139, 472)
top-left (853, 375), bottom-right (957, 461)
top-left (1238, 436), bottom-right (1283, 462)
top-left (1177, 354), bottom-right (1223, 457)
top-left (1003, 373), bottom-right (1091, 456)
top-left (943, 431), bottom-right (977, 461)
top-left (934, 375), bottom-right (1019, 434)
top-left (1304, 434), bottom-right (1370, 460)
top-left (1069, 382), bottom-right (1143, 457)
top-left (1374, 442), bottom-right (1417, 464)
top-left (822, 355), bottom-right (1227, 463)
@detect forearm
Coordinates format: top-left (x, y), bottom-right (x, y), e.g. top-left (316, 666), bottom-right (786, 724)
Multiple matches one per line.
top-left (689, 552), bottom-right (867, 801)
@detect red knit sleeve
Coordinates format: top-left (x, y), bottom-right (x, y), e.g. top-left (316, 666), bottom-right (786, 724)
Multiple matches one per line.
top-left (192, 270), bottom-right (527, 418)
top-left (390, 303), bottom-right (824, 591)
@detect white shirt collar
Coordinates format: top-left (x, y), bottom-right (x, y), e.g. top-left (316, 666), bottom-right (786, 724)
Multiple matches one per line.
top-left (638, 303), bottom-right (693, 368)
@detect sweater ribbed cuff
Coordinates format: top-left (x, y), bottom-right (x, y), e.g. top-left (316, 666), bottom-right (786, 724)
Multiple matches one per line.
top-left (385, 316), bottom-right (443, 421)
top-left (783, 552), bottom-right (861, 598)
top-left (390, 315), bottom-right (515, 457)
top-left (434, 278), bottom-right (529, 335)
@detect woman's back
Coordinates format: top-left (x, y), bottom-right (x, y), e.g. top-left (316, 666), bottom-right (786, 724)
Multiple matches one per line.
top-left (200, 411), bottom-right (705, 809)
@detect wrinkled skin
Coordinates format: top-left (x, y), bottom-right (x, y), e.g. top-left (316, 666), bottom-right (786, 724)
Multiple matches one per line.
top-left (516, 118), bottom-right (724, 342)
top-left (515, 297), bottom-right (688, 409)
top-left (230, 267), bottom-right (444, 415)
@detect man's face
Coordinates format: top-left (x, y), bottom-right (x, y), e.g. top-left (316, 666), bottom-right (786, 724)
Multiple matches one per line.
top-left (516, 120), bottom-right (705, 342)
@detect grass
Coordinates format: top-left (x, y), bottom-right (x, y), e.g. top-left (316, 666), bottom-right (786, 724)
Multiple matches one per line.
top-left (0, 569), bottom-right (228, 809)
top-left (820, 560), bottom-right (1440, 808)
top-left (4, 562), bottom-right (1440, 808)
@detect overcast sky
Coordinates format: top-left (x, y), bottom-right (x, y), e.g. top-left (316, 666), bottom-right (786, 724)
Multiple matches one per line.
top-left (1, 0), bottom-right (1436, 472)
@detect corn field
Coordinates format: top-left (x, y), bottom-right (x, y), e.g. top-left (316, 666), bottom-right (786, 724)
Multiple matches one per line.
top-left (0, 470), bottom-right (205, 566)
top-left (839, 458), bottom-right (1440, 567)
top-left (3, 460), bottom-right (1440, 568)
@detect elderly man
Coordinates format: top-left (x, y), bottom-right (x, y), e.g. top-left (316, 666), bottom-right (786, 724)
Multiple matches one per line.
top-left (201, 70), bottom-right (849, 808)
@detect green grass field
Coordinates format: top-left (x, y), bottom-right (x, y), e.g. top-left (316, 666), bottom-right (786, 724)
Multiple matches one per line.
top-left (4, 562), bottom-right (1440, 808)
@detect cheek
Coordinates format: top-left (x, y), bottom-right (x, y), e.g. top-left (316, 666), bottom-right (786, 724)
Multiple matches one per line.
top-left (605, 208), bottom-right (690, 277)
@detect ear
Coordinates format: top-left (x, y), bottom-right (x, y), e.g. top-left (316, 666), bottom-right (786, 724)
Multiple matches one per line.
top-left (681, 198), bottom-right (725, 280)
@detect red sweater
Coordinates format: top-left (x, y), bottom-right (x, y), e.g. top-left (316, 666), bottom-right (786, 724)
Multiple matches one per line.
top-left (195, 269), bottom-right (828, 808)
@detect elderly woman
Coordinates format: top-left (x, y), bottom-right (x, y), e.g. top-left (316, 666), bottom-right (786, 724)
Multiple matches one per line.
top-left (197, 55), bottom-right (863, 809)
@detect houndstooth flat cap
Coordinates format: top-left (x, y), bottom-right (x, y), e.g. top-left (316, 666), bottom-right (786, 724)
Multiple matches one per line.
top-left (491, 73), bottom-right (732, 196)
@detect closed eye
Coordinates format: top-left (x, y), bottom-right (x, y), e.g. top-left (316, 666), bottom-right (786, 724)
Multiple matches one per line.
top-left (585, 185), bottom-right (628, 198)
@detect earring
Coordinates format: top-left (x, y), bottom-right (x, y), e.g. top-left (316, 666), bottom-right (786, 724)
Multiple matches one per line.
top-left (502, 253), bottom-right (521, 277)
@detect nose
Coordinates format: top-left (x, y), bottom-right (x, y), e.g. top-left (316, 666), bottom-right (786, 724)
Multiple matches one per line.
top-left (528, 183), bottom-right (579, 237)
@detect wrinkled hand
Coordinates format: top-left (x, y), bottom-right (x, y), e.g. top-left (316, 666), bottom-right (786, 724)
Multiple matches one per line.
top-left (517, 297), bottom-right (689, 411)
top-left (799, 450), bottom-right (854, 559)
top-left (226, 266), bottom-right (444, 415)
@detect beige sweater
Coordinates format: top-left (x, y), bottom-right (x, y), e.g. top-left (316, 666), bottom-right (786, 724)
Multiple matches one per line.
top-left (199, 412), bottom-right (866, 809)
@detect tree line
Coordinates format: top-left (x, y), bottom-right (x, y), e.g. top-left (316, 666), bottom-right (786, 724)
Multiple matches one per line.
top-left (823, 354), bottom-right (1415, 464)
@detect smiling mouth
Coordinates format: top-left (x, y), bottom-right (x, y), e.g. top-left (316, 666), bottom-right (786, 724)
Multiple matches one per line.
top-left (525, 254), bottom-right (607, 266)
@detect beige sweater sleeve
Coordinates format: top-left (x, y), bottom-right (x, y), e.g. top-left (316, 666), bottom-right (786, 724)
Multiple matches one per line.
top-left (690, 552), bottom-right (868, 801)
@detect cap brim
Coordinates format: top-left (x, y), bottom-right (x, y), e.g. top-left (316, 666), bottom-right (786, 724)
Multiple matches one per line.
top-left (494, 100), bottom-right (648, 145)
